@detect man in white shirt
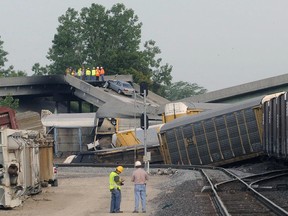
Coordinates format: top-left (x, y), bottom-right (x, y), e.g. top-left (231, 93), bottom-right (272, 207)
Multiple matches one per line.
top-left (131, 161), bottom-right (148, 213)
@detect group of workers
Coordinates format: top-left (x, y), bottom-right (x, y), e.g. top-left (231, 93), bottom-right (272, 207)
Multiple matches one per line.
top-left (65, 65), bottom-right (105, 81)
top-left (109, 161), bottom-right (148, 213)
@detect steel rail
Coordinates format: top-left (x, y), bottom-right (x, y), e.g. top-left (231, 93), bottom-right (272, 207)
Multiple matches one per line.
top-left (200, 169), bottom-right (231, 216)
top-left (248, 172), bottom-right (288, 188)
top-left (223, 168), bottom-right (288, 216)
top-left (215, 169), bottom-right (288, 188)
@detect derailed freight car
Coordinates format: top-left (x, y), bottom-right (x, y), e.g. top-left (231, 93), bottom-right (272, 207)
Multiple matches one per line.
top-left (0, 127), bottom-right (55, 208)
top-left (262, 92), bottom-right (288, 159)
top-left (0, 128), bottom-right (42, 208)
top-left (158, 96), bottom-right (265, 166)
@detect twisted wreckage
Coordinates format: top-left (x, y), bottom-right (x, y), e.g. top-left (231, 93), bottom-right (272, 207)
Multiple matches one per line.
top-left (0, 107), bottom-right (55, 208)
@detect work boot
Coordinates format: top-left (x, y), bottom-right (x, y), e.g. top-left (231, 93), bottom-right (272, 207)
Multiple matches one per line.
top-left (115, 211), bottom-right (123, 213)
top-left (132, 210), bottom-right (139, 213)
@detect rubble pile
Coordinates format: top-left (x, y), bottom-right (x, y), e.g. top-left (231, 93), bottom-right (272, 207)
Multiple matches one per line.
top-left (150, 168), bottom-right (178, 176)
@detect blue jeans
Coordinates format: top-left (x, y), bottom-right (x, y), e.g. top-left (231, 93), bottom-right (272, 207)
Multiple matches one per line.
top-left (100, 74), bottom-right (105, 81)
top-left (134, 184), bottom-right (146, 211)
top-left (110, 189), bottom-right (121, 213)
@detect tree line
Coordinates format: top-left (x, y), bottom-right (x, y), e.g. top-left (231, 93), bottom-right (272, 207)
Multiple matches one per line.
top-left (0, 3), bottom-right (207, 101)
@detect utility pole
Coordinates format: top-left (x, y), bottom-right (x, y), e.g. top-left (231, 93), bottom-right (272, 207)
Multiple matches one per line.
top-left (134, 90), bottom-right (137, 163)
top-left (143, 89), bottom-right (148, 171)
top-left (140, 82), bottom-right (149, 173)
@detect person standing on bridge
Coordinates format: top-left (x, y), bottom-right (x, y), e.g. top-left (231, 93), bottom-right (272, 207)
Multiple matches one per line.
top-left (81, 65), bottom-right (85, 80)
top-left (77, 67), bottom-right (82, 79)
top-left (70, 67), bottom-right (76, 76)
top-left (91, 67), bottom-right (96, 81)
top-left (131, 161), bottom-right (148, 213)
top-left (109, 166), bottom-right (125, 213)
top-left (85, 67), bottom-right (91, 81)
top-left (96, 66), bottom-right (100, 81)
top-left (100, 66), bottom-right (105, 81)
top-left (65, 67), bottom-right (71, 75)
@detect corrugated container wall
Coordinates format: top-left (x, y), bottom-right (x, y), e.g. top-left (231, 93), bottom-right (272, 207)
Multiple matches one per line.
top-left (262, 92), bottom-right (288, 159)
top-left (159, 97), bottom-right (264, 166)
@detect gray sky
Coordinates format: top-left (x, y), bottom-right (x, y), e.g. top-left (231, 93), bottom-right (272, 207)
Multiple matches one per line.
top-left (1, 1), bottom-right (288, 91)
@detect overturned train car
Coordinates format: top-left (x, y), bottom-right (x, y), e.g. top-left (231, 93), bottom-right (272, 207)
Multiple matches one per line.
top-left (262, 92), bottom-right (288, 160)
top-left (158, 97), bottom-right (264, 166)
top-left (0, 129), bottom-right (43, 208)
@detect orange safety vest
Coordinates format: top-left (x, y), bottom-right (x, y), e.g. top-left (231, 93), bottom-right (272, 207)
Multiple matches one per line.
top-left (96, 69), bottom-right (100, 77)
top-left (100, 68), bottom-right (105, 75)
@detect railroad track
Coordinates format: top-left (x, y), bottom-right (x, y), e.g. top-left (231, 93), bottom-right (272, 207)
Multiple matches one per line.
top-left (244, 170), bottom-right (288, 213)
top-left (200, 168), bottom-right (288, 216)
top-left (57, 163), bottom-right (288, 215)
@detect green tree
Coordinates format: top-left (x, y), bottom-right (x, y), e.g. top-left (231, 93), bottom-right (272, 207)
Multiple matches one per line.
top-left (0, 36), bottom-right (8, 69)
top-left (165, 81), bottom-right (207, 101)
top-left (0, 95), bottom-right (19, 109)
top-left (32, 63), bottom-right (49, 75)
top-left (46, 3), bottom-right (174, 98)
top-left (0, 36), bottom-right (27, 77)
top-left (0, 36), bottom-right (9, 77)
top-left (47, 8), bottom-right (84, 74)
top-left (102, 4), bottom-right (142, 71)
top-left (1, 66), bottom-right (27, 77)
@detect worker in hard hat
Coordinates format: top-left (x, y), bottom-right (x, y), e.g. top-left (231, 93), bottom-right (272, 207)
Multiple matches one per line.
top-left (77, 66), bottom-right (82, 79)
top-left (91, 67), bottom-right (96, 81)
top-left (99, 66), bottom-right (105, 81)
top-left (85, 67), bottom-right (91, 81)
top-left (95, 66), bottom-right (100, 81)
top-left (131, 161), bottom-right (148, 213)
top-left (109, 166), bottom-right (125, 213)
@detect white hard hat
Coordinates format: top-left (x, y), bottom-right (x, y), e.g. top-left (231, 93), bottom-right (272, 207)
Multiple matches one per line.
top-left (135, 161), bottom-right (141, 167)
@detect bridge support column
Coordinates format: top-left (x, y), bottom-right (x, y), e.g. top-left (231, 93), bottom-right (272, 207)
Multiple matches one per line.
top-left (67, 101), bottom-right (71, 113)
top-left (90, 104), bottom-right (94, 112)
top-left (78, 101), bottom-right (82, 113)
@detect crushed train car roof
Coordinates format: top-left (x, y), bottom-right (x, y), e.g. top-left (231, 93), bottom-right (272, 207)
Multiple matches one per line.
top-left (41, 112), bottom-right (97, 128)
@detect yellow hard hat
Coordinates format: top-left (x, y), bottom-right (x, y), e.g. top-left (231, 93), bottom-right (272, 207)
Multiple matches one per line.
top-left (116, 166), bottom-right (124, 173)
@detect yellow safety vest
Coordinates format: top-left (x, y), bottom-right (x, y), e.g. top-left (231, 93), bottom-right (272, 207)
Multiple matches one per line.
top-left (77, 68), bottom-right (82, 76)
top-left (86, 69), bottom-right (91, 76)
top-left (92, 69), bottom-right (96, 76)
top-left (109, 171), bottom-right (121, 190)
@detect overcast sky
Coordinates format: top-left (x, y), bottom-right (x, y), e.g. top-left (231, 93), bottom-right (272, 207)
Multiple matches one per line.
top-left (1, 1), bottom-right (288, 91)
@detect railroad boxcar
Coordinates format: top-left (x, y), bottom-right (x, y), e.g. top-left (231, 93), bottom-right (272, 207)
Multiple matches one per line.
top-left (262, 92), bottom-right (288, 160)
top-left (158, 96), bottom-right (265, 166)
top-left (0, 106), bottom-right (18, 129)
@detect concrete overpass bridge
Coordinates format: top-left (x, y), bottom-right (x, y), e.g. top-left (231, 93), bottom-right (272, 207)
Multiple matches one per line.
top-left (0, 75), bottom-right (169, 118)
top-left (180, 73), bottom-right (288, 104)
